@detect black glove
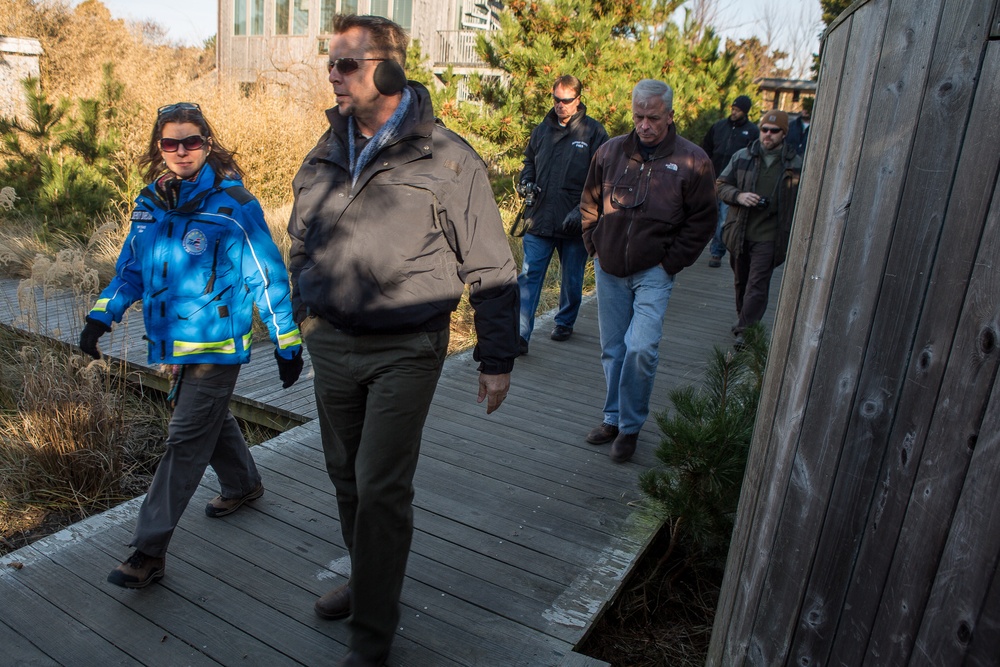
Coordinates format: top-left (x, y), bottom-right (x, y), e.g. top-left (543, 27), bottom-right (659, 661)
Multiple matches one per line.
top-left (275, 348), bottom-right (304, 388)
top-left (561, 209), bottom-right (583, 236)
top-left (79, 317), bottom-right (110, 359)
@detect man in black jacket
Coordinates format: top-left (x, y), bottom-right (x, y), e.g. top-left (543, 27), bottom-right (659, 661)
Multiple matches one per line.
top-left (287, 15), bottom-right (518, 667)
top-left (701, 95), bottom-right (759, 267)
top-left (516, 75), bottom-right (608, 353)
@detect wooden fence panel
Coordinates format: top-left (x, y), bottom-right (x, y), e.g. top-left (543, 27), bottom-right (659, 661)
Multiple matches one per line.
top-left (831, 27), bottom-right (1000, 667)
top-left (708, 1), bottom-right (893, 661)
top-left (707, 18), bottom-right (850, 665)
top-left (788, 0), bottom-right (999, 664)
top-left (709, 0), bottom-right (1000, 663)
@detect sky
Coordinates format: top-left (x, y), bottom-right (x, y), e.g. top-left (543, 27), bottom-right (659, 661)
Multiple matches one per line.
top-left (83, 0), bottom-right (822, 75)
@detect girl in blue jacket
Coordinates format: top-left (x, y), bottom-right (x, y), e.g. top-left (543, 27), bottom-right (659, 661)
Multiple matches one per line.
top-left (79, 102), bottom-right (302, 588)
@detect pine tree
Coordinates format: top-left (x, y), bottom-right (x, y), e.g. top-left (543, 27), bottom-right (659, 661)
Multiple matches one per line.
top-left (0, 65), bottom-right (127, 238)
top-left (432, 0), bottom-right (757, 176)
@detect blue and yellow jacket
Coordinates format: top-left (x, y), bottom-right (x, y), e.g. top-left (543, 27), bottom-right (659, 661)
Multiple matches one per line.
top-left (88, 164), bottom-right (302, 365)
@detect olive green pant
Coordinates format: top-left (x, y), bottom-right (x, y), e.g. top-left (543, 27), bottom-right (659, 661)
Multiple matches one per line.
top-left (303, 317), bottom-right (447, 660)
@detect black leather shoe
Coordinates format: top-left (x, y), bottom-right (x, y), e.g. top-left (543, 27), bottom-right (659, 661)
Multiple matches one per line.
top-left (315, 583), bottom-right (351, 619)
top-left (586, 422), bottom-right (618, 445)
top-left (610, 432), bottom-right (638, 463)
top-left (550, 325), bottom-right (573, 341)
top-left (339, 650), bottom-right (387, 666)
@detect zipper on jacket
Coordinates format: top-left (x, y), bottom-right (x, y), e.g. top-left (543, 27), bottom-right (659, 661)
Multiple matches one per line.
top-left (204, 238), bottom-right (221, 294)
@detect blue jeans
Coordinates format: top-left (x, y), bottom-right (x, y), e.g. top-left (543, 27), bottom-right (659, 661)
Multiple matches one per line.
top-left (517, 233), bottom-right (589, 341)
top-left (709, 201), bottom-right (729, 258)
top-left (594, 258), bottom-right (675, 434)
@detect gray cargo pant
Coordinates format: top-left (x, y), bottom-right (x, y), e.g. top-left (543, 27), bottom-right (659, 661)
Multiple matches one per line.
top-left (131, 363), bottom-right (260, 557)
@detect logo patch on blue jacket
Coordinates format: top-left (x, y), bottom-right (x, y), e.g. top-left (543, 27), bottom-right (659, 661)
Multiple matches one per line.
top-left (131, 210), bottom-right (154, 221)
top-left (183, 229), bottom-right (208, 255)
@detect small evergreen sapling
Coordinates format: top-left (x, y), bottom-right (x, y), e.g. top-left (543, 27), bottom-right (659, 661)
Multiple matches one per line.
top-left (639, 323), bottom-right (769, 570)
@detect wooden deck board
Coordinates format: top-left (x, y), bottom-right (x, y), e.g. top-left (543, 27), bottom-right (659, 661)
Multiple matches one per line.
top-left (0, 257), bottom-right (778, 665)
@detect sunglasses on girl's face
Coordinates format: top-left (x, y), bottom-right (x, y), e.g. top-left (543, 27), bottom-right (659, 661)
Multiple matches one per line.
top-left (326, 57), bottom-right (387, 74)
top-left (159, 135), bottom-right (207, 152)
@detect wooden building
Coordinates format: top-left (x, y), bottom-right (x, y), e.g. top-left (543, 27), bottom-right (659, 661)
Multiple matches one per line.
top-left (710, 0), bottom-right (1000, 663)
top-left (216, 0), bottom-right (500, 89)
top-left (0, 37), bottom-right (42, 121)
top-left (755, 77), bottom-right (816, 113)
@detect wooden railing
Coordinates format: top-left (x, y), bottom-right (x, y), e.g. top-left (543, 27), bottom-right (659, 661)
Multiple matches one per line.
top-left (435, 30), bottom-right (487, 67)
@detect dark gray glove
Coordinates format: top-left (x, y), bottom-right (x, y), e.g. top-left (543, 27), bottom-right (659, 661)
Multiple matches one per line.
top-left (561, 209), bottom-right (583, 236)
top-left (275, 348), bottom-right (304, 388)
top-left (79, 317), bottom-right (110, 359)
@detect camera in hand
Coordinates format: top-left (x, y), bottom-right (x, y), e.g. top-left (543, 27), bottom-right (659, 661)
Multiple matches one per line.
top-left (517, 181), bottom-right (540, 208)
top-left (756, 196), bottom-right (770, 209)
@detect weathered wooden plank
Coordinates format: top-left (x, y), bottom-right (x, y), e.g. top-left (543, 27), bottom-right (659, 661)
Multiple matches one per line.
top-left (0, 581), bottom-right (96, 666)
top-left (909, 367), bottom-right (1000, 662)
top-left (756, 0), bottom-right (988, 662)
top-left (710, 2), bottom-right (888, 661)
top-left (965, 557), bottom-right (1000, 666)
top-left (85, 524), bottom-right (352, 667)
top-left (4, 545), bottom-right (221, 666)
top-left (860, 121), bottom-right (1000, 667)
top-left (828, 24), bottom-right (1000, 667)
top-left (171, 485), bottom-right (575, 664)
top-left (257, 435), bottom-right (635, 571)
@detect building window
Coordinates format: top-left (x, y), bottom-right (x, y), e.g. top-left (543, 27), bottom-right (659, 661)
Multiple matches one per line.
top-left (275, 0), bottom-right (289, 35)
top-left (315, 0), bottom-right (411, 36)
top-left (251, 0), bottom-right (264, 35)
top-left (293, 0), bottom-right (309, 34)
top-left (393, 0), bottom-right (412, 30)
top-left (234, 0), bottom-right (247, 35)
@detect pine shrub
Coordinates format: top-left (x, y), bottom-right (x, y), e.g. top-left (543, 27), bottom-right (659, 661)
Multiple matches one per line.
top-left (639, 323), bottom-right (769, 568)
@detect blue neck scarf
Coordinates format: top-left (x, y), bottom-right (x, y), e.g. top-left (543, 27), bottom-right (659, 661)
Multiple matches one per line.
top-left (347, 87), bottom-right (412, 188)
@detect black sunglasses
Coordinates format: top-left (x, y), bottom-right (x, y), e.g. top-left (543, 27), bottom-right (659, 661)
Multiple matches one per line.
top-left (159, 135), bottom-right (208, 152)
top-left (157, 102), bottom-right (201, 116)
top-left (327, 57), bottom-right (387, 74)
top-left (553, 95), bottom-right (579, 104)
top-left (760, 126), bottom-right (783, 134)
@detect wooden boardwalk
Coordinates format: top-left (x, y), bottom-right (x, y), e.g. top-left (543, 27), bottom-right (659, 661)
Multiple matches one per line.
top-left (0, 258), bottom-right (777, 666)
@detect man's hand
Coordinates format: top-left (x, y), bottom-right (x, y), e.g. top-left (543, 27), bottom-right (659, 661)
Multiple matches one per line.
top-left (477, 372), bottom-right (511, 414)
top-left (736, 192), bottom-right (762, 207)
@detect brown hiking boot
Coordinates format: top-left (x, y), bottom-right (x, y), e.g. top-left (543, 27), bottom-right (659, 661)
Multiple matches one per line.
top-left (585, 422), bottom-right (618, 445)
top-left (205, 482), bottom-right (264, 518)
top-left (610, 432), bottom-right (639, 463)
top-left (107, 550), bottom-right (165, 589)
top-left (315, 583), bottom-right (352, 620)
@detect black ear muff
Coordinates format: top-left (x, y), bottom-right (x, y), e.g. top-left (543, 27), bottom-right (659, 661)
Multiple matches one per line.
top-left (374, 60), bottom-right (407, 95)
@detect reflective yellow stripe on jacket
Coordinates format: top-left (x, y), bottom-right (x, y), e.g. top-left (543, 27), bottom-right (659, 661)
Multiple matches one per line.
top-left (278, 328), bottom-right (302, 350)
top-left (173, 338), bottom-right (237, 357)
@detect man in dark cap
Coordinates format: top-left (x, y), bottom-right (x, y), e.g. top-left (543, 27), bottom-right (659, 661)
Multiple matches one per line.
top-left (717, 109), bottom-right (802, 347)
top-left (701, 94), bottom-right (759, 267)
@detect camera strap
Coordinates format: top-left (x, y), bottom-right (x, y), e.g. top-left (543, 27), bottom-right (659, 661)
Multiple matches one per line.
top-left (509, 204), bottom-right (530, 237)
